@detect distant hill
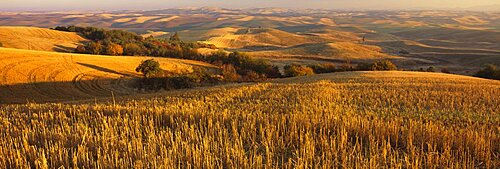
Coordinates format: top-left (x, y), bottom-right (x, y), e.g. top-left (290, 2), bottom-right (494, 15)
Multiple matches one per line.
top-left (250, 42), bottom-right (394, 60)
top-left (466, 4), bottom-right (500, 12)
top-left (0, 26), bottom-right (85, 52)
top-left (205, 28), bottom-right (322, 48)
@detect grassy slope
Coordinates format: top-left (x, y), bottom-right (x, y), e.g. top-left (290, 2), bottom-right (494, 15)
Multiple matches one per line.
top-left (0, 47), bottom-right (215, 103)
top-left (0, 26), bottom-right (85, 52)
top-left (0, 71), bottom-right (498, 168)
top-left (205, 28), bottom-right (395, 60)
top-left (206, 28), bottom-right (319, 48)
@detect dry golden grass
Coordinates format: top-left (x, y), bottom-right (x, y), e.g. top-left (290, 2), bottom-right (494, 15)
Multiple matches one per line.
top-left (153, 16), bottom-right (180, 23)
top-left (0, 26), bottom-right (85, 52)
top-left (206, 28), bottom-right (321, 48)
top-left (453, 16), bottom-right (489, 25)
top-left (0, 71), bottom-right (498, 168)
top-left (252, 42), bottom-right (397, 60)
top-left (0, 47), bottom-right (215, 103)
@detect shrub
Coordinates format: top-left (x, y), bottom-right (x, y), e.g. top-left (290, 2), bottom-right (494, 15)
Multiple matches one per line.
top-left (164, 76), bottom-right (196, 90)
top-left (75, 45), bottom-right (86, 53)
top-left (474, 64), bottom-right (500, 80)
top-left (136, 67), bottom-right (223, 91)
top-left (264, 66), bottom-right (282, 78)
top-left (441, 68), bottom-right (451, 74)
top-left (206, 51), bottom-right (281, 80)
top-left (284, 65), bottom-right (315, 77)
top-left (309, 63), bottom-right (337, 74)
top-left (242, 70), bottom-right (267, 82)
top-left (86, 42), bottom-right (102, 55)
top-left (426, 66), bottom-right (435, 72)
top-left (0, 42), bottom-right (3, 47)
top-left (169, 32), bottom-right (181, 42)
top-left (221, 64), bottom-right (241, 82)
top-left (124, 43), bottom-right (144, 56)
top-left (105, 43), bottom-right (123, 56)
top-left (358, 60), bottom-right (397, 71)
top-left (136, 59), bottom-right (162, 78)
top-left (187, 67), bottom-right (216, 84)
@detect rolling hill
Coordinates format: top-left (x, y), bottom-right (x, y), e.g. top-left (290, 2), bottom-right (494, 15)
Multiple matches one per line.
top-left (202, 27), bottom-right (396, 61)
top-left (0, 26), bottom-right (85, 52)
top-left (205, 28), bottom-right (322, 48)
top-left (250, 42), bottom-right (395, 60)
top-left (0, 47), bottom-right (215, 104)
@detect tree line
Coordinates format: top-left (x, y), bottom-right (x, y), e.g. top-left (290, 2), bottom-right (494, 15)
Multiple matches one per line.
top-left (54, 26), bottom-right (217, 58)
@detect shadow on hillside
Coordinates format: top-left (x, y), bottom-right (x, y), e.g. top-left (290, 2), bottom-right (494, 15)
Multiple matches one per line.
top-left (0, 78), bottom-right (140, 104)
top-left (76, 62), bottom-right (137, 78)
top-left (53, 44), bottom-right (76, 53)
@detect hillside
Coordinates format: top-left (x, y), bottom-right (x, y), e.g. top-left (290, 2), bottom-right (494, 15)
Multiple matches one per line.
top-left (251, 42), bottom-right (395, 60)
top-left (0, 26), bottom-right (85, 52)
top-left (0, 47), bottom-right (215, 104)
top-left (205, 28), bottom-right (322, 48)
top-left (202, 27), bottom-right (397, 62)
top-left (1, 71), bottom-right (498, 168)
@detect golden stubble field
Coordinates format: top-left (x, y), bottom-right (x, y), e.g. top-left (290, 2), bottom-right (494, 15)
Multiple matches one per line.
top-left (0, 26), bottom-right (85, 52)
top-left (0, 47), bottom-right (214, 103)
top-left (0, 71), bottom-right (498, 168)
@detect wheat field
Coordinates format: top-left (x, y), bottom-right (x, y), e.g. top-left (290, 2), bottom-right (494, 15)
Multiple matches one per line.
top-left (0, 71), bottom-right (498, 168)
top-left (0, 26), bottom-right (85, 52)
top-left (0, 47), bottom-right (214, 103)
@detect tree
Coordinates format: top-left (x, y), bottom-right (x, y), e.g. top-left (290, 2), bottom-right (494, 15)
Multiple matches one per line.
top-left (221, 64), bottom-right (241, 82)
top-left (372, 60), bottom-right (397, 71)
top-left (136, 59), bottom-right (162, 78)
top-left (358, 60), bottom-right (397, 71)
top-left (105, 43), bottom-right (124, 56)
top-left (0, 42), bottom-right (3, 47)
top-left (474, 64), bottom-right (500, 80)
top-left (441, 68), bottom-right (451, 74)
top-left (124, 43), bottom-right (143, 56)
top-left (75, 44), bottom-right (86, 53)
top-left (284, 65), bottom-right (314, 77)
top-left (309, 63), bottom-right (337, 74)
top-left (86, 42), bottom-right (102, 55)
top-left (170, 32), bottom-right (180, 42)
top-left (426, 66), bottom-right (435, 72)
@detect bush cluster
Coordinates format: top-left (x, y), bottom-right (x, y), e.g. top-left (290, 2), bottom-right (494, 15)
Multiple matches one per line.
top-left (282, 60), bottom-right (399, 78)
top-left (411, 66), bottom-right (436, 72)
top-left (135, 59), bottom-right (162, 78)
top-left (308, 63), bottom-right (339, 74)
top-left (206, 51), bottom-right (281, 81)
top-left (474, 64), bottom-right (500, 80)
top-left (357, 60), bottom-right (398, 71)
top-left (284, 65), bottom-right (315, 77)
top-left (55, 26), bottom-right (216, 58)
top-left (135, 61), bottom-right (222, 91)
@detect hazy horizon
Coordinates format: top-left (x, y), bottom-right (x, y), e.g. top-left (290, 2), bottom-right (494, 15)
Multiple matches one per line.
top-left (1, 0), bottom-right (499, 11)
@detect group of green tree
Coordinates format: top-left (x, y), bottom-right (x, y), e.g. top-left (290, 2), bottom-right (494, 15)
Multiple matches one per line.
top-left (54, 26), bottom-right (217, 58)
top-left (134, 51), bottom-right (284, 90)
top-left (135, 59), bottom-right (221, 90)
top-left (282, 60), bottom-right (399, 78)
top-left (135, 57), bottom-right (403, 91)
top-left (474, 64), bottom-right (500, 80)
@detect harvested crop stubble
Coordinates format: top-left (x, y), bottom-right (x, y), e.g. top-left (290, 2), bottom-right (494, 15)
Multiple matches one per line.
top-left (0, 71), bottom-right (499, 168)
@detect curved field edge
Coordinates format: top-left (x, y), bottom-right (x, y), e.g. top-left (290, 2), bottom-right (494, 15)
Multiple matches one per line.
top-left (0, 71), bottom-right (498, 168)
top-left (0, 47), bottom-right (216, 104)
